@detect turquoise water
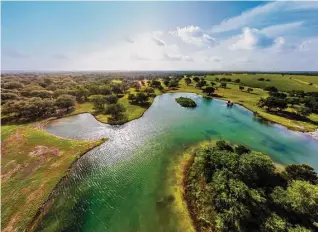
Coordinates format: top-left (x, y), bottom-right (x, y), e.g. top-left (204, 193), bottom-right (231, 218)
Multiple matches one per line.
top-left (36, 93), bottom-right (318, 231)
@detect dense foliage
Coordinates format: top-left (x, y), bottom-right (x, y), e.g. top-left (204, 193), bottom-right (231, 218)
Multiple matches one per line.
top-left (175, 97), bottom-right (197, 108)
top-left (185, 141), bottom-right (318, 232)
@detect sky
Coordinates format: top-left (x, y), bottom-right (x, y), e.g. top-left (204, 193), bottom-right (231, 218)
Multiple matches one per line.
top-left (1, 1), bottom-right (318, 72)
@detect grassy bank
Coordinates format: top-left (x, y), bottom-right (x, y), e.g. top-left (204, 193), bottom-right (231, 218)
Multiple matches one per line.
top-left (1, 125), bottom-right (106, 232)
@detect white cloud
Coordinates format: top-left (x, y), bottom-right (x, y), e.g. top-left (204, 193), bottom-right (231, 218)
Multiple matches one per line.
top-left (169, 25), bottom-right (215, 47)
top-left (230, 27), bottom-right (280, 50)
top-left (210, 2), bottom-right (283, 33)
top-left (261, 21), bottom-right (303, 37)
top-left (163, 53), bottom-right (193, 62)
top-left (152, 37), bottom-right (165, 46)
top-left (210, 2), bottom-right (318, 33)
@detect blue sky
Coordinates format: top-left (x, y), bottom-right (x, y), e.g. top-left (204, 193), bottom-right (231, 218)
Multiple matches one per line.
top-left (2, 1), bottom-right (318, 71)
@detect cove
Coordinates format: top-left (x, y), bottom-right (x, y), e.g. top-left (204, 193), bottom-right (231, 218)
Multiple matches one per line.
top-left (34, 93), bottom-right (318, 232)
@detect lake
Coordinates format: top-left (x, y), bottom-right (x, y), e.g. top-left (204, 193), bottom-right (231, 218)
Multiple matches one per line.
top-left (35, 92), bottom-right (318, 232)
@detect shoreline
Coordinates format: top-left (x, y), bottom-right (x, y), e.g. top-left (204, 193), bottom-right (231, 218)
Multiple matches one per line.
top-left (26, 137), bottom-right (107, 232)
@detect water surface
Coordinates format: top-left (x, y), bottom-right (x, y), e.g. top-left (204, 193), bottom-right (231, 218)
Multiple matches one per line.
top-left (37, 93), bottom-right (318, 232)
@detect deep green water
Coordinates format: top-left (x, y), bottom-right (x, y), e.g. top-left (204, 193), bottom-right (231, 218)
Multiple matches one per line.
top-left (37, 93), bottom-right (318, 232)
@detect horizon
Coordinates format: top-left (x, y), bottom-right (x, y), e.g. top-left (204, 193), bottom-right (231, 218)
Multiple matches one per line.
top-left (2, 1), bottom-right (318, 71)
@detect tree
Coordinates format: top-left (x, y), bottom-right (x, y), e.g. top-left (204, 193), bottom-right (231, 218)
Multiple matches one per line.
top-left (56, 94), bottom-right (75, 110)
top-left (193, 77), bottom-right (200, 82)
top-left (145, 87), bottom-right (155, 94)
top-left (285, 164), bottom-right (318, 184)
top-left (261, 213), bottom-right (287, 232)
top-left (89, 95), bottom-right (107, 110)
top-left (3, 81), bottom-right (24, 89)
top-left (111, 84), bottom-right (124, 95)
top-left (74, 87), bottom-right (89, 102)
top-left (239, 86), bottom-right (245, 91)
top-left (296, 106), bottom-right (312, 118)
top-left (128, 93), bottom-right (136, 101)
top-left (247, 87), bottom-right (254, 93)
top-left (105, 103), bottom-right (126, 121)
top-left (215, 77), bottom-right (220, 81)
top-left (99, 86), bottom-right (112, 95)
top-left (203, 86), bottom-right (215, 96)
top-left (169, 80), bottom-right (179, 88)
top-left (220, 82), bottom-right (227, 88)
top-left (216, 140), bottom-right (234, 152)
top-left (163, 78), bottom-right (170, 87)
top-left (269, 92), bottom-right (287, 99)
top-left (1, 93), bottom-right (19, 102)
top-left (196, 80), bottom-right (207, 89)
top-left (235, 145), bottom-right (251, 155)
top-left (105, 95), bottom-right (118, 104)
top-left (258, 97), bottom-right (287, 112)
top-left (271, 180), bottom-right (318, 220)
top-left (258, 78), bottom-right (265, 81)
top-left (210, 81), bottom-right (216, 86)
top-left (287, 97), bottom-right (300, 107)
top-left (264, 86), bottom-right (278, 92)
top-left (134, 92), bottom-right (149, 105)
top-left (185, 77), bottom-right (192, 85)
top-left (150, 80), bottom-right (162, 88)
top-left (30, 90), bottom-right (54, 98)
top-left (235, 79), bottom-right (241, 83)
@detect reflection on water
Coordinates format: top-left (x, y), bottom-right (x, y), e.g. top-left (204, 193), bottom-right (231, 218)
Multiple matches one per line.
top-left (36, 93), bottom-right (318, 232)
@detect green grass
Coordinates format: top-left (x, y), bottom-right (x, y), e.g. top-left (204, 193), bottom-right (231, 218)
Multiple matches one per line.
top-left (1, 125), bottom-right (106, 232)
top-left (205, 74), bottom-right (318, 92)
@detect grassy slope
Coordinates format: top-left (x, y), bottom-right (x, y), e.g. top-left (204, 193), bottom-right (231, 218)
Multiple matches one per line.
top-left (1, 125), bottom-right (105, 232)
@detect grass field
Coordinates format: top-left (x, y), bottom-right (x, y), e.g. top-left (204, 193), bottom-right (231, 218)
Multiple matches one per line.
top-left (205, 74), bottom-right (318, 92)
top-left (1, 125), bottom-right (106, 232)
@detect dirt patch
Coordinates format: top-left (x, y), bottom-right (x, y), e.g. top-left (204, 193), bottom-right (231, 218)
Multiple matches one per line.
top-left (1, 130), bottom-right (25, 155)
top-left (1, 161), bottom-right (22, 184)
top-left (3, 214), bottom-right (20, 232)
top-left (25, 184), bottom-right (45, 205)
top-left (28, 146), bottom-right (61, 157)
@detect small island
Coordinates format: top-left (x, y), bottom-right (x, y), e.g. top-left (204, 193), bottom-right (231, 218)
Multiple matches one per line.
top-left (176, 97), bottom-right (197, 108)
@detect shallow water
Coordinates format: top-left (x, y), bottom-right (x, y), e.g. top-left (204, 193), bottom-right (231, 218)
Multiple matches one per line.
top-left (37, 93), bottom-right (318, 232)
